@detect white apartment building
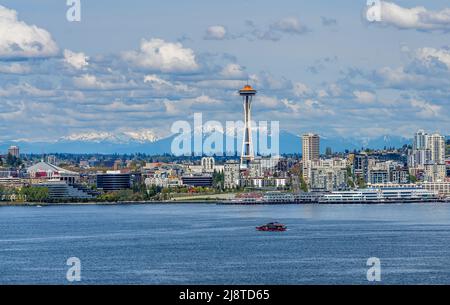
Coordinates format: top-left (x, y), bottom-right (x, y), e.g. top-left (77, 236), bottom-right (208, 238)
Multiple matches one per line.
top-left (224, 160), bottom-right (240, 189)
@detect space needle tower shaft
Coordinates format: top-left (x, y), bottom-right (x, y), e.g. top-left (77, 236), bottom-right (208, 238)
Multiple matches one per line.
top-left (239, 85), bottom-right (257, 169)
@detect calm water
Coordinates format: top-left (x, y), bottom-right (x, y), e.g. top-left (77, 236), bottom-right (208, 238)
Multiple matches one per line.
top-left (0, 203), bottom-right (450, 284)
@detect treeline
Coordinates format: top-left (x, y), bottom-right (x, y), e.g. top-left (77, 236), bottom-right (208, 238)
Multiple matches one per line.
top-left (0, 186), bottom-right (49, 202)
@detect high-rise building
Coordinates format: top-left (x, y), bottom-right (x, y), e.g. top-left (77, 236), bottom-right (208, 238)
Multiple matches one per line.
top-left (302, 133), bottom-right (320, 162)
top-left (409, 130), bottom-right (445, 168)
top-left (413, 130), bottom-right (428, 150)
top-left (428, 133), bottom-right (445, 165)
top-left (8, 146), bottom-right (19, 158)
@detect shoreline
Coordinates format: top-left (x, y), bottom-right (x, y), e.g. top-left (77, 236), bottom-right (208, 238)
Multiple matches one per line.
top-left (1, 200), bottom-right (448, 206)
top-left (0, 200), bottom-right (219, 206)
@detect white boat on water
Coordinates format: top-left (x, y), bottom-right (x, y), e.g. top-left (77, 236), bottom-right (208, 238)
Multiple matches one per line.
top-left (319, 187), bottom-right (440, 203)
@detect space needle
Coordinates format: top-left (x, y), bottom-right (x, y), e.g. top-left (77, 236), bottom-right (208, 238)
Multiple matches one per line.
top-left (239, 84), bottom-right (257, 169)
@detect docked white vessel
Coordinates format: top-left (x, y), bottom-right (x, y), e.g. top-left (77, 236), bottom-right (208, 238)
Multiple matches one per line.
top-left (319, 187), bottom-right (440, 204)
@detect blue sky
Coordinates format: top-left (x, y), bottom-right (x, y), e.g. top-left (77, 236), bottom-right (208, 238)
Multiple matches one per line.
top-left (0, 0), bottom-right (449, 143)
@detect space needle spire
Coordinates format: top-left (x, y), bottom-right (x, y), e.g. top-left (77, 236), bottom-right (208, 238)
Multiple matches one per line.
top-left (239, 84), bottom-right (257, 169)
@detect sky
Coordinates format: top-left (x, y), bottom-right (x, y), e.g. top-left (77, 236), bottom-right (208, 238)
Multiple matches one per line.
top-left (0, 0), bottom-right (449, 143)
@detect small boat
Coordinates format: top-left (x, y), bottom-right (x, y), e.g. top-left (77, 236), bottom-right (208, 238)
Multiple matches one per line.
top-left (256, 222), bottom-right (287, 232)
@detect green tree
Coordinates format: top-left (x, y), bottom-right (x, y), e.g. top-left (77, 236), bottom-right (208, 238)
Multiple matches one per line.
top-left (6, 153), bottom-right (22, 168)
top-left (212, 170), bottom-right (224, 190)
top-left (356, 176), bottom-right (367, 189)
top-left (20, 186), bottom-right (49, 202)
top-left (299, 175), bottom-right (308, 192)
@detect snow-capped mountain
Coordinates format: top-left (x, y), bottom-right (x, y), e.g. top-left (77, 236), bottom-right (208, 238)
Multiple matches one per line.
top-left (60, 130), bottom-right (160, 144)
top-left (0, 130), bottom-right (413, 154)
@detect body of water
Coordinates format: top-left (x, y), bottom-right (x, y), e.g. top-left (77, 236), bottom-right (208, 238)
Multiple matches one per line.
top-left (0, 203), bottom-right (449, 284)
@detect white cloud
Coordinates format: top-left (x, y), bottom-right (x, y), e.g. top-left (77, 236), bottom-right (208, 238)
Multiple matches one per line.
top-left (0, 62), bottom-right (31, 74)
top-left (195, 79), bottom-right (245, 89)
top-left (375, 66), bottom-right (424, 87)
top-left (164, 95), bottom-right (220, 115)
top-left (144, 74), bottom-right (192, 93)
top-left (415, 47), bottom-right (450, 69)
top-left (220, 63), bottom-right (246, 78)
top-left (0, 83), bottom-right (54, 97)
top-left (63, 49), bottom-right (89, 69)
top-left (328, 83), bottom-right (342, 97)
top-left (353, 90), bottom-right (376, 103)
top-left (271, 17), bottom-right (308, 35)
top-left (0, 5), bottom-right (58, 58)
top-left (122, 38), bottom-right (198, 73)
top-left (410, 99), bottom-right (442, 118)
top-left (373, 2), bottom-right (450, 31)
top-left (317, 89), bottom-right (328, 98)
top-left (204, 25), bottom-right (227, 40)
top-left (73, 74), bottom-right (136, 90)
top-left (247, 17), bottom-right (309, 41)
top-left (258, 95), bottom-right (281, 109)
top-left (281, 98), bottom-right (334, 116)
top-left (292, 82), bottom-right (311, 97)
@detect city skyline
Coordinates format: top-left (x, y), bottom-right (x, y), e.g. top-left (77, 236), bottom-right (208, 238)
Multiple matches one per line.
top-left (2, 1), bottom-right (450, 289)
top-left (0, 1), bottom-right (449, 145)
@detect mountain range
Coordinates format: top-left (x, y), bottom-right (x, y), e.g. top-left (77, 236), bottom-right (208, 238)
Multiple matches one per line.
top-left (0, 130), bottom-right (412, 155)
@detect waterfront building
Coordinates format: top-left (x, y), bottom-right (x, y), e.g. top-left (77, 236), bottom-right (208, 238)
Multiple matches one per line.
top-left (390, 168), bottom-right (409, 184)
top-left (367, 160), bottom-right (409, 185)
top-left (181, 175), bottom-right (213, 187)
top-left (240, 177), bottom-right (287, 189)
top-left (302, 133), bottom-right (320, 163)
top-left (424, 163), bottom-right (446, 182)
top-left (302, 133), bottom-right (320, 182)
top-left (260, 156), bottom-right (288, 177)
top-left (421, 181), bottom-right (450, 198)
top-left (249, 158), bottom-right (262, 178)
top-left (305, 158), bottom-right (348, 191)
top-left (147, 176), bottom-right (181, 188)
top-left (96, 171), bottom-right (132, 191)
top-left (27, 161), bottom-right (79, 184)
top-left (428, 133), bottom-right (446, 164)
top-left (352, 153), bottom-right (369, 182)
top-left (33, 181), bottom-right (94, 200)
top-left (369, 170), bottom-right (389, 184)
top-left (0, 177), bottom-right (24, 188)
top-left (224, 160), bottom-right (240, 189)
